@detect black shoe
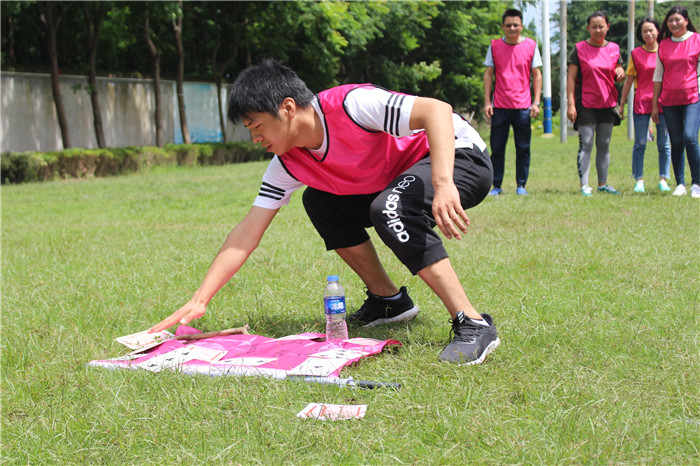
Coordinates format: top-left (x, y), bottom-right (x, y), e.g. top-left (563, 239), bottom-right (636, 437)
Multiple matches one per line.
top-left (346, 286), bottom-right (419, 328)
top-left (438, 312), bottom-right (500, 365)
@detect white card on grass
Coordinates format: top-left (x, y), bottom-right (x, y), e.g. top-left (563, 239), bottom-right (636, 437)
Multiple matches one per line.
top-left (297, 403), bottom-right (367, 421)
top-left (116, 330), bottom-right (174, 350)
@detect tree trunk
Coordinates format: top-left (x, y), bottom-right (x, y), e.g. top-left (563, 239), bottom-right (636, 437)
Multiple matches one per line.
top-left (6, 16), bottom-right (16, 66)
top-left (45, 2), bottom-right (71, 149)
top-left (82, 3), bottom-right (107, 148)
top-left (213, 42), bottom-right (235, 143)
top-left (144, 5), bottom-right (163, 148)
top-left (172, 2), bottom-right (190, 144)
top-left (215, 77), bottom-right (227, 143)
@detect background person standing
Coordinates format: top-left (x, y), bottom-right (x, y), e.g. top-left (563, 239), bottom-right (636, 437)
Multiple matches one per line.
top-left (617, 17), bottom-right (672, 194)
top-left (567, 10), bottom-right (625, 196)
top-left (652, 5), bottom-right (700, 198)
top-left (483, 8), bottom-right (542, 197)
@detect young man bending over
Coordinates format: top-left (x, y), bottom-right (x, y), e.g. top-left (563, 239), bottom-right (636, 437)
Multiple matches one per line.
top-left (149, 60), bottom-right (499, 365)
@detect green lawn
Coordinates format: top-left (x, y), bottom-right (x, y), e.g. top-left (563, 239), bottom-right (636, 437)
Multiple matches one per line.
top-left (2, 126), bottom-right (698, 463)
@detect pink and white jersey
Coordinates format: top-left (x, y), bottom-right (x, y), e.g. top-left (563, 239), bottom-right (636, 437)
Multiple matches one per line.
top-left (576, 40), bottom-right (620, 108)
top-left (658, 33), bottom-right (700, 107)
top-left (631, 46), bottom-right (662, 115)
top-left (491, 37), bottom-right (538, 109)
top-left (277, 84), bottom-right (429, 196)
top-left (253, 85), bottom-right (486, 209)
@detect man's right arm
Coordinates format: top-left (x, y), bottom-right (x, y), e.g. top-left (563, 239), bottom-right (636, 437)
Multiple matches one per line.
top-left (483, 66), bottom-right (495, 119)
top-left (148, 205), bottom-right (279, 333)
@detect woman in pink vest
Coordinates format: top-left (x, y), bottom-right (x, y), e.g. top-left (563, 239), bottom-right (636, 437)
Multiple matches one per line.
top-left (652, 5), bottom-right (700, 198)
top-left (618, 17), bottom-right (671, 194)
top-left (567, 11), bottom-right (625, 196)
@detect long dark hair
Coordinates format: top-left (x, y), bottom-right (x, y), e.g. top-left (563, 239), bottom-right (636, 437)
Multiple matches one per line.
top-left (660, 5), bottom-right (697, 40)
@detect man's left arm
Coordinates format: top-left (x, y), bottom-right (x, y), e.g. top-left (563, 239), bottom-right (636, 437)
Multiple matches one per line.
top-left (530, 44), bottom-right (543, 118)
top-left (531, 67), bottom-right (542, 118)
top-left (409, 97), bottom-right (469, 240)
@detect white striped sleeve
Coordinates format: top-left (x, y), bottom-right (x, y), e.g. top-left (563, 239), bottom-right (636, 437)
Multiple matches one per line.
top-left (344, 86), bottom-right (417, 137)
top-left (252, 156), bottom-right (304, 209)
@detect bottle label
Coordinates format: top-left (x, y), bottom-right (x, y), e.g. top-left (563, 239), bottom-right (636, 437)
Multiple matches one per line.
top-left (324, 296), bottom-right (346, 315)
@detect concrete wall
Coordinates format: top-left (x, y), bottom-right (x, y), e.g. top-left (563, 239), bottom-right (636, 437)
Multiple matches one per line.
top-left (0, 72), bottom-right (250, 153)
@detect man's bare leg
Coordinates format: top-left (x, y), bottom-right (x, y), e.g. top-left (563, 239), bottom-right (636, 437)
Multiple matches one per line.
top-left (417, 257), bottom-right (482, 320)
top-left (334, 239), bottom-right (399, 297)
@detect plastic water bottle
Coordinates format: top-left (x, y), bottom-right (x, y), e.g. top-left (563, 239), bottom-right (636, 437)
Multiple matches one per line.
top-left (324, 275), bottom-right (348, 340)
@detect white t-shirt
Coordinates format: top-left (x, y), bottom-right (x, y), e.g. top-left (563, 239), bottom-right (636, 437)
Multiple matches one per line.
top-left (253, 87), bottom-right (485, 210)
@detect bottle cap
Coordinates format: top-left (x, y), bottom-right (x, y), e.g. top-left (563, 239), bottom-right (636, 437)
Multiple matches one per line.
top-left (327, 275), bottom-right (339, 282)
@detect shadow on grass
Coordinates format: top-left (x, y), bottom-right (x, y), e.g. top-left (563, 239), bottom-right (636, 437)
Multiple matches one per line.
top-left (229, 311), bottom-right (451, 352)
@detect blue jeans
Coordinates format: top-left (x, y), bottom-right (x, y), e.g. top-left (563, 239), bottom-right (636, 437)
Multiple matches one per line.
top-left (632, 112), bottom-right (671, 180)
top-left (662, 96), bottom-right (700, 186)
top-left (489, 108), bottom-right (531, 188)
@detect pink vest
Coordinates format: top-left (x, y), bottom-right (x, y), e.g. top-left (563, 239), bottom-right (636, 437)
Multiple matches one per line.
top-left (658, 33), bottom-right (700, 107)
top-left (576, 41), bottom-right (620, 108)
top-left (491, 37), bottom-right (537, 109)
top-left (631, 46), bottom-right (662, 115)
top-left (279, 84), bottom-right (430, 195)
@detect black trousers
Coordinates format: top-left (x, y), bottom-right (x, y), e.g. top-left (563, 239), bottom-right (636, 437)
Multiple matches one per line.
top-left (302, 147), bottom-right (492, 275)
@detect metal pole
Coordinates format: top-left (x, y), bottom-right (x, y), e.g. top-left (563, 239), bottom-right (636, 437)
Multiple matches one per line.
top-left (627, 0), bottom-right (635, 140)
top-left (542, 0), bottom-right (553, 135)
top-left (560, 0), bottom-right (567, 143)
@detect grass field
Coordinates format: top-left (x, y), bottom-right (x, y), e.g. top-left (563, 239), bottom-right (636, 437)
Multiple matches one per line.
top-left (2, 125), bottom-right (698, 464)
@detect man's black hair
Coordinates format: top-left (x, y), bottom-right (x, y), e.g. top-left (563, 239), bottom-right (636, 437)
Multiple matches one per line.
top-left (227, 59), bottom-right (315, 124)
top-left (502, 9), bottom-right (523, 24)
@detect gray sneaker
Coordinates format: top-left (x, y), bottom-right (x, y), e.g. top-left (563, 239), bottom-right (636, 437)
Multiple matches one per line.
top-left (438, 312), bottom-right (500, 365)
top-left (346, 286), bottom-right (419, 328)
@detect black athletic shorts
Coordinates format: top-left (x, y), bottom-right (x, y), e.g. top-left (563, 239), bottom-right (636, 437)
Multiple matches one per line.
top-left (302, 146), bottom-right (492, 275)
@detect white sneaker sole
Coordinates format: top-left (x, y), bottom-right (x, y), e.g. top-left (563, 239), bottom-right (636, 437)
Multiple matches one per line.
top-left (460, 337), bottom-right (501, 366)
top-left (361, 306), bottom-right (420, 328)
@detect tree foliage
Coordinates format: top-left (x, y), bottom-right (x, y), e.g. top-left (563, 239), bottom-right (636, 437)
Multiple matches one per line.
top-left (16, 1), bottom-right (698, 120)
top-left (2, 0), bottom-right (509, 116)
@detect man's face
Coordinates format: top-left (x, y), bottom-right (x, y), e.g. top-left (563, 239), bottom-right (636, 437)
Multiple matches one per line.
top-left (243, 107), bottom-right (292, 155)
top-left (501, 16), bottom-right (523, 41)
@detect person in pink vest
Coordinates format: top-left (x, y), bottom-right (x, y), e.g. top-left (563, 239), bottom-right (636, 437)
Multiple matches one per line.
top-left (651, 5), bottom-right (700, 198)
top-left (483, 8), bottom-right (542, 196)
top-left (567, 10), bottom-right (625, 196)
top-left (149, 60), bottom-right (500, 366)
top-left (618, 17), bottom-right (672, 194)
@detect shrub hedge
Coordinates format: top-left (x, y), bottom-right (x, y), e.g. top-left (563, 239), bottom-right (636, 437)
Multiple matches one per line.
top-left (1, 142), bottom-right (270, 184)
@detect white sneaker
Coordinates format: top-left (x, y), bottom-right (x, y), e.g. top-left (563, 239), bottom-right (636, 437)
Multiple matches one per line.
top-left (634, 180), bottom-right (645, 193)
top-left (691, 184), bottom-right (700, 198)
top-left (672, 185), bottom-right (687, 196)
top-left (658, 179), bottom-right (671, 192)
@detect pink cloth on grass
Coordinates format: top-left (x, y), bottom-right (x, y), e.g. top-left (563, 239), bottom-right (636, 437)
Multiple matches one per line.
top-left (89, 325), bottom-right (401, 378)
